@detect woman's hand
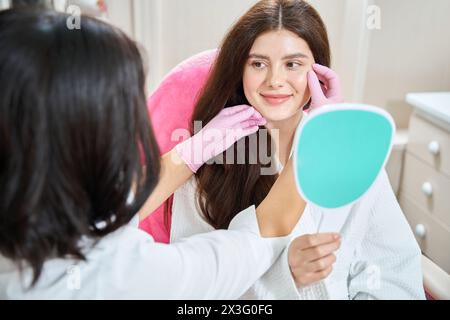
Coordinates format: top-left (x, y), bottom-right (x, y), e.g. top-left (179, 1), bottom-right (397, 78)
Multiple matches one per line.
top-left (288, 233), bottom-right (341, 287)
top-left (307, 64), bottom-right (344, 111)
top-left (176, 105), bottom-right (266, 173)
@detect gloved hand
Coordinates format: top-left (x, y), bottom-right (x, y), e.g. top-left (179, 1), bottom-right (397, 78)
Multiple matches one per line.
top-left (307, 64), bottom-right (344, 111)
top-left (176, 105), bottom-right (266, 173)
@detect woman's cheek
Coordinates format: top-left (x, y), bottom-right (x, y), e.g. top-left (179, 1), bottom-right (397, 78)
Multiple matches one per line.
top-left (290, 72), bottom-right (309, 101)
top-left (243, 70), bottom-right (264, 106)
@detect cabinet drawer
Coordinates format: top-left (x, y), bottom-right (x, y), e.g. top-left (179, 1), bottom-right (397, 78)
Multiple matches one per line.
top-left (407, 114), bottom-right (450, 177)
top-left (399, 195), bottom-right (450, 274)
top-left (401, 153), bottom-right (450, 229)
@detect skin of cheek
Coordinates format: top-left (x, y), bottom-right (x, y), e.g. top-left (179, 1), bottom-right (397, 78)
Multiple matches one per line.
top-left (289, 69), bottom-right (311, 110)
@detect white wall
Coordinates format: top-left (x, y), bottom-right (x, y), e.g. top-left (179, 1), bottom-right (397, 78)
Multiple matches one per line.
top-left (133, 0), bottom-right (260, 91)
top-left (362, 0), bottom-right (450, 128)
top-left (106, 0), bottom-right (134, 37)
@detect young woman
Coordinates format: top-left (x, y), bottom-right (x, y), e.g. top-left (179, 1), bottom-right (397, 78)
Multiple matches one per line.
top-left (0, 8), bottom-right (315, 299)
top-left (140, 0), bottom-right (425, 299)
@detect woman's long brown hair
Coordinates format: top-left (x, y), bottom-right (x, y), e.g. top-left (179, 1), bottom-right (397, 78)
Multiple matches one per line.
top-left (176, 0), bottom-right (331, 230)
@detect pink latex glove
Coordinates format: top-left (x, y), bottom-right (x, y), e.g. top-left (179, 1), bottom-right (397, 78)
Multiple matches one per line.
top-left (175, 105), bottom-right (266, 173)
top-left (307, 64), bottom-right (344, 111)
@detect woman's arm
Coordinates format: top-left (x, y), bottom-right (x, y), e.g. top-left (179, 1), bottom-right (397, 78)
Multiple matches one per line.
top-left (138, 149), bottom-right (192, 221)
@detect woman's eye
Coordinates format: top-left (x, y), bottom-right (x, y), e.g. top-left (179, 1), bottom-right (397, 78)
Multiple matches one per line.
top-left (287, 62), bottom-right (302, 69)
top-left (251, 61), bottom-right (266, 70)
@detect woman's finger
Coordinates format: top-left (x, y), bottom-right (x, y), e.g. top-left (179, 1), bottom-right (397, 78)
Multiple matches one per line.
top-left (221, 104), bottom-right (251, 116)
top-left (251, 109), bottom-right (264, 119)
top-left (311, 70), bottom-right (329, 88)
top-left (304, 253), bottom-right (337, 272)
top-left (292, 265), bottom-right (333, 287)
top-left (288, 234), bottom-right (340, 267)
top-left (301, 239), bottom-right (341, 262)
top-left (240, 118), bottom-right (266, 128)
top-left (228, 107), bottom-right (258, 124)
top-left (307, 266), bottom-right (334, 284)
top-left (307, 70), bottom-right (326, 102)
top-left (291, 233), bottom-right (340, 251)
top-left (240, 126), bottom-right (260, 137)
top-left (233, 112), bottom-right (266, 128)
top-left (312, 64), bottom-right (342, 99)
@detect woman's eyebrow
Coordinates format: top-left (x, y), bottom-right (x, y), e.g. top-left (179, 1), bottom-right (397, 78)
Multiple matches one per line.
top-left (248, 53), bottom-right (270, 60)
top-left (248, 53), bottom-right (310, 60)
top-left (282, 53), bottom-right (310, 60)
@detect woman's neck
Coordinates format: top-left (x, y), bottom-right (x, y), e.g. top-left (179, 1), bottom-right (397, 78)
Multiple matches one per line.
top-left (265, 111), bottom-right (303, 167)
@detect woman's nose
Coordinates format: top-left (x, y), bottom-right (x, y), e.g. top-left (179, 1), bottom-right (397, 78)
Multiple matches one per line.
top-left (266, 68), bottom-right (285, 88)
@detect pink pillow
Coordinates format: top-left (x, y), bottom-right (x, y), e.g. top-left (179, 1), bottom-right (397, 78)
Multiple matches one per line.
top-left (139, 49), bottom-right (218, 243)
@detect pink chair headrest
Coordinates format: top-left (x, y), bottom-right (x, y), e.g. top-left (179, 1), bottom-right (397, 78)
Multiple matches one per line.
top-left (147, 49), bottom-right (218, 155)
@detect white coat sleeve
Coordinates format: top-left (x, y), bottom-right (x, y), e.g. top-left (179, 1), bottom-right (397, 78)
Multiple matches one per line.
top-left (104, 205), bottom-right (289, 299)
top-left (347, 171), bottom-right (426, 300)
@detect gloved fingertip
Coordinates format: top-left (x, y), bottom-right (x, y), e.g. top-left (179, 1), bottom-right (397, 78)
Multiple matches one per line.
top-left (249, 125), bottom-right (260, 133)
top-left (253, 111), bottom-right (263, 119)
top-left (228, 104), bottom-right (250, 115)
top-left (312, 63), bottom-right (324, 69)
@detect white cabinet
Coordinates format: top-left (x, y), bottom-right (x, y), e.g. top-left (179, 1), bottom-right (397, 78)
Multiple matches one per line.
top-left (400, 92), bottom-right (450, 298)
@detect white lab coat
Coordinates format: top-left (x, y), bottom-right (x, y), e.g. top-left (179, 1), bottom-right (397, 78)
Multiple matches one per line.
top-left (170, 171), bottom-right (426, 300)
top-left (0, 207), bottom-right (290, 299)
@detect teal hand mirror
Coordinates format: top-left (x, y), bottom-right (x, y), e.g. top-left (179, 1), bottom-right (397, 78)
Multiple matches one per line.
top-left (293, 104), bottom-right (395, 210)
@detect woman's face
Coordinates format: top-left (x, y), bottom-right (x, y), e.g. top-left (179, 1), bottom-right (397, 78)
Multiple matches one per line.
top-left (243, 29), bottom-right (315, 123)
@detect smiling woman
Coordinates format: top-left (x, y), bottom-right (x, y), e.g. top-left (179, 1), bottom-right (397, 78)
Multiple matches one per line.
top-left (189, 0), bottom-right (331, 230)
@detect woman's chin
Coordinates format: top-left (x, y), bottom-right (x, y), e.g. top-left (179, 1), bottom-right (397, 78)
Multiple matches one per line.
top-left (258, 107), bottom-right (302, 124)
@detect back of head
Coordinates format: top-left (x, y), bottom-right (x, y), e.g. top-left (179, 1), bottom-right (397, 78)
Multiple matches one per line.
top-left (0, 8), bottom-right (160, 285)
top-left (9, 0), bottom-right (52, 9)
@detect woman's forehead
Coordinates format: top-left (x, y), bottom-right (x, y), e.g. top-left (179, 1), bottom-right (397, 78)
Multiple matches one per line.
top-left (249, 29), bottom-right (313, 60)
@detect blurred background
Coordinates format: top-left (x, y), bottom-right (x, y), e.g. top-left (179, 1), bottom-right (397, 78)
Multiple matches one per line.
top-left (1, 0), bottom-right (448, 128)
top-left (1, 0), bottom-right (449, 299)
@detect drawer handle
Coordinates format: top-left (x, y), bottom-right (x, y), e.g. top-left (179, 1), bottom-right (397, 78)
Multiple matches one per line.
top-left (414, 224), bottom-right (426, 238)
top-left (421, 182), bottom-right (433, 197)
top-left (428, 141), bottom-right (440, 156)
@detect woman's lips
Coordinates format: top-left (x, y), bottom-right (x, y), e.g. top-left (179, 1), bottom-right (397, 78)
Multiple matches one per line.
top-left (260, 93), bottom-right (293, 106)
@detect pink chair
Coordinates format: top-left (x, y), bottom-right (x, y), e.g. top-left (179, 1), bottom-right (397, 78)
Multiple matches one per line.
top-left (139, 49), bottom-right (218, 243)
